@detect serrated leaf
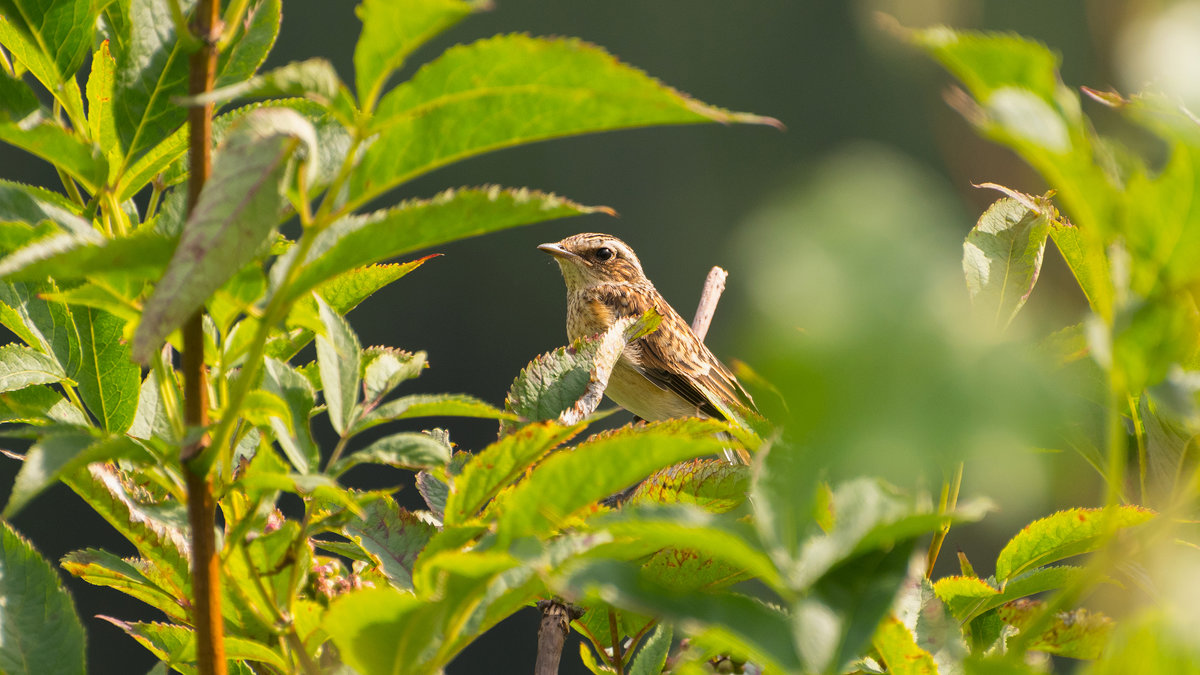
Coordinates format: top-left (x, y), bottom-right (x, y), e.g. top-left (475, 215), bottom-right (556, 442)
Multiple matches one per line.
top-left (933, 565), bottom-right (1086, 625)
top-left (0, 64), bottom-right (39, 118)
top-left (101, 618), bottom-right (289, 670)
top-left (340, 496), bottom-right (437, 591)
top-left (994, 506), bottom-right (1154, 581)
top-left (87, 39), bottom-right (117, 155)
top-left (185, 57), bottom-right (343, 108)
top-left (0, 385), bottom-right (87, 425)
top-left (40, 277), bottom-right (146, 326)
top-left (494, 419), bottom-right (730, 542)
top-left (323, 587), bottom-right (441, 675)
top-left (0, 520), bottom-right (86, 675)
top-left (873, 616), bottom-right (938, 675)
top-left (315, 294), bottom-right (361, 436)
top-left (6, 432), bottom-right (153, 517)
top-left (0, 1), bottom-right (87, 122)
top-left (328, 431), bottom-right (451, 476)
top-left (997, 599), bottom-right (1113, 659)
top-left (353, 0), bottom-right (478, 111)
top-left (63, 464), bottom-right (190, 599)
top-left (563, 559), bottom-right (802, 673)
top-left (274, 186), bottom-right (608, 307)
top-left (598, 505), bottom-right (784, 594)
top-left (111, 0), bottom-right (277, 167)
top-left (132, 108), bottom-right (316, 362)
top-left (320, 259), bottom-right (436, 317)
top-left (0, 181), bottom-right (90, 234)
top-left (348, 35), bottom-right (780, 206)
top-left (444, 421), bottom-right (584, 526)
top-left (72, 306), bottom-right (140, 432)
top-left (261, 357), bottom-right (318, 473)
top-left (628, 457), bottom-right (749, 513)
top-left (0, 117), bottom-right (107, 191)
top-left (416, 450), bottom-right (471, 521)
top-left (505, 310), bottom-right (661, 424)
top-left (963, 196), bottom-right (1052, 330)
top-left (0, 0), bottom-right (96, 86)
top-left (0, 343), bottom-right (67, 392)
top-left (0, 228), bottom-right (177, 282)
top-left (629, 622), bottom-right (672, 675)
top-left (352, 392), bottom-right (514, 435)
top-left (362, 347), bottom-right (426, 403)
top-left (60, 548), bottom-right (187, 622)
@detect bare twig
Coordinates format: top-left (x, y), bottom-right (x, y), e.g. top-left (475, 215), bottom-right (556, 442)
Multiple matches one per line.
top-left (183, 0), bottom-right (226, 672)
top-left (535, 599), bottom-right (583, 675)
top-left (691, 266), bottom-right (728, 342)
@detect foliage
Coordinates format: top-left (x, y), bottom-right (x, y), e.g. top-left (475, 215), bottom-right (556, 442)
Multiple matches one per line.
top-left (0, 2), bottom-right (1195, 675)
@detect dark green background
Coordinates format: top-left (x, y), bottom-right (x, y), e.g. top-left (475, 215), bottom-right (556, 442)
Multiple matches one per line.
top-left (0, 1), bottom-right (1133, 672)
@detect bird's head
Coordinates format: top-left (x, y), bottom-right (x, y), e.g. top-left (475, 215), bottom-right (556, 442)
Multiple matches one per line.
top-left (538, 233), bottom-right (648, 293)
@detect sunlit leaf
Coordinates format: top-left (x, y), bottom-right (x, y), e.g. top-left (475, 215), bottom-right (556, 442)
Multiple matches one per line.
top-left (993, 506), bottom-right (1154, 582)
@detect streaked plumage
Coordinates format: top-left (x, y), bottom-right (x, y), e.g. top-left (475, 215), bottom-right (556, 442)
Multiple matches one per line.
top-left (538, 233), bottom-right (754, 463)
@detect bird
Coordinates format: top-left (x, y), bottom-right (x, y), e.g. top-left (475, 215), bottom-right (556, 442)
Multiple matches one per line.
top-left (538, 232), bottom-right (755, 464)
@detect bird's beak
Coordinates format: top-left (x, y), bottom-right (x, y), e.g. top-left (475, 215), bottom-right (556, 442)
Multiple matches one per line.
top-left (537, 242), bottom-right (581, 261)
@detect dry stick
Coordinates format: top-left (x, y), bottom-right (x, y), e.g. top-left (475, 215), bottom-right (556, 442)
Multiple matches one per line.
top-left (534, 600), bottom-right (583, 675)
top-left (183, 0), bottom-right (226, 673)
top-left (691, 266), bottom-right (728, 341)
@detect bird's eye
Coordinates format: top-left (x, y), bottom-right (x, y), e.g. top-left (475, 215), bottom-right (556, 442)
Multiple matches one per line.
top-left (594, 247), bottom-right (614, 262)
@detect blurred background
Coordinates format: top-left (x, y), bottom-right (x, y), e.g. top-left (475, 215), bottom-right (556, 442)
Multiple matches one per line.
top-left (1, 0), bottom-right (1194, 672)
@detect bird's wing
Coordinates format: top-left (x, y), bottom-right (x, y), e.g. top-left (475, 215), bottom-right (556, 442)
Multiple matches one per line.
top-left (631, 301), bottom-right (757, 422)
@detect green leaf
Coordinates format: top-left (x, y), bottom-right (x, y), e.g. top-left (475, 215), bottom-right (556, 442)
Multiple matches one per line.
top-left (872, 616), bottom-right (938, 675)
top-left (328, 431), bottom-right (451, 476)
top-left (790, 479), bottom-right (989, 590)
top-left (563, 559), bottom-right (802, 673)
top-left (349, 35), bottom-right (780, 206)
top-left (963, 196), bottom-right (1052, 330)
top-left (353, 0), bottom-right (477, 111)
top-left (101, 618), bottom-right (289, 670)
top-left (0, 343), bottom-right (67, 392)
top-left (352, 392), bottom-right (515, 435)
top-left (6, 432), bottom-right (154, 517)
top-left (0, 228), bottom-right (177, 282)
top-left (0, 181), bottom-right (90, 234)
top-left (128, 370), bottom-right (174, 441)
top-left (72, 306), bottom-right (140, 432)
top-left (0, 0), bottom-right (88, 122)
top-left (0, 0), bottom-right (96, 86)
top-left (63, 464), bottom-right (190, 600)
top-left (794, 543), bottom-right (915, 674)
top-left (362, 347), bottom-right (426, 403)
top-left (443, 421), bottom-right (583, 526)
top-left (185, 57), bottom-right (343, 108)
top-left (0, 384), bottom-right (86, 425)
top-left (628, 457), bottom-right (749, 513)
top-left (0, 520), bottom-right (86, 675)
top-left (597, 505), bottom-right (785, 595)
top-left (261, 357), bottom-right (318, 473)
top-left (323, 587), bottom-right (441, 675)
top-left (934, 566), bottom-right (1086, 624)
top-left (629, 622), bottom-right (672, 675)
top-left (40, 276), bottom-right (146, 325)
top-left (0, 117), bottom-right (107, 191)
top-left (494, 419), bottom-right (730, 542)
top-left (993, 506), bottom-right (1155, 582)
top-left (132, 107), bottom-right (316, 362)
top-left (111, 0), bottom-right (277, 167)
top-left (315, 294), bottom-right (362, 436)
top-left (0, 63), bottom-right (39, 118)
top-left (275, 187), bottom-right (608, 307)
top-left (61, 548), bottom-right (187, 623)
top-left (320, 259), bottom-right (436, 316)
top-left (998, 600), bottom-right (1113, 659)
top-left (340, 496), bottom-right (437, 591)
top-left (505, 309), bottom-right (661, 424)
top-left (86, 39), bottom-right (118, 158)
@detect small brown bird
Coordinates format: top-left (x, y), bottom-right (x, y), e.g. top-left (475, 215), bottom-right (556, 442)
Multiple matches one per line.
top-left (539, 232), bottom-right (754, 463)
